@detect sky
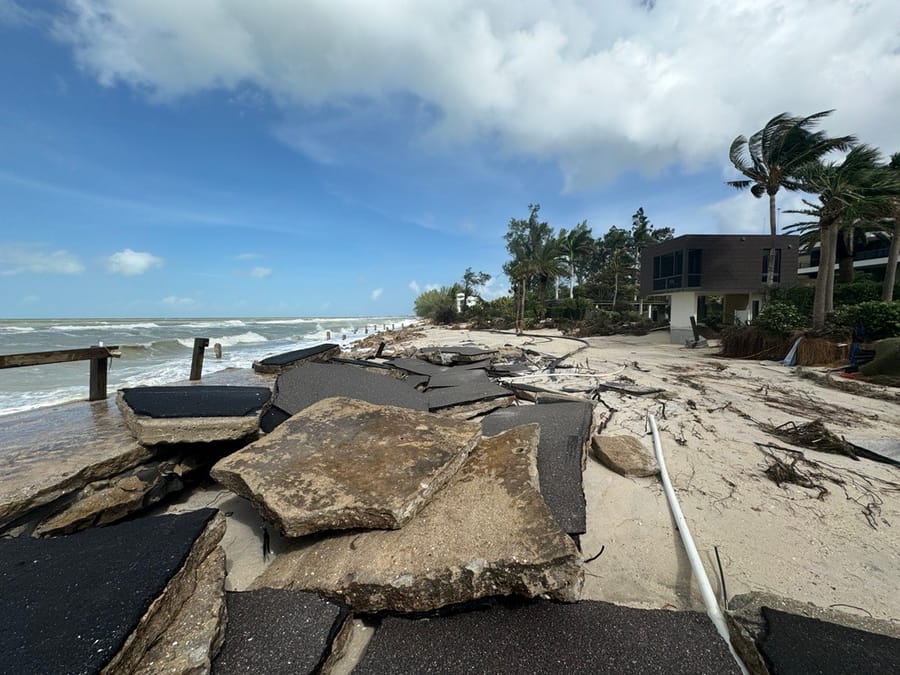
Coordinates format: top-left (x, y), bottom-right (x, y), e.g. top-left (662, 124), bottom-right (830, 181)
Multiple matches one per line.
top-left (1, 0), bottom-right (898, 318)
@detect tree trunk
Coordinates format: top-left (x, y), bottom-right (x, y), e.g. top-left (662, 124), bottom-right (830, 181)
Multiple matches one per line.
top-left (826, 225), bottom-right (838, 314)
top-left (515, 279), bottom-right (525, 335)
top-left (883, 219), bottom-right (900, 301)
top-left (568, 260), bottom-right (575, 299)
top-left (612, 272), bottom-right (619, 309)
top-left (812, 221), bottom-right (835, 329)
top-left (837, 226), bottom-right (855, 283)
top-left (765, 192), bottom-right (778, 288)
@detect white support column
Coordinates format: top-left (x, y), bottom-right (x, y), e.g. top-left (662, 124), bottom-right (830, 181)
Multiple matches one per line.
top-left (669, 292), bottom-right (698, 343)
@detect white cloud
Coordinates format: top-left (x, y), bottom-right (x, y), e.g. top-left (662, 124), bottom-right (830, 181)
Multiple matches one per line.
top-left (479, 276), bottom-right (509, 300)
top-left (54, 1), bottom-right (900, 189)
top-left (0, 243), bottom-right (84, 275)
top-left (408, 280), bottom-right (420, 294)
top-left (706, 192), bottom-right (811, 235)
top-left (425, 283), bottom-right (440, 291)
top-left (235, 252), bottom-right (261, 260)
top-left (161, 295), bottom-right (195, 306)
top-left (106, 248), bottom-right (163, 276)
top-left (250, 266), bottom-right (272, 278)
top-left (371, 287), bottom-right (383, 300)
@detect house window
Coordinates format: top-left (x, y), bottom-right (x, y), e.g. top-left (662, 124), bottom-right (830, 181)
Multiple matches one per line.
top-left (687, 249), bottom-right (702, 287)
top-left (652, 251), bottom-right (684, 290)
top-left (762, 249), bottom-right (782, 283)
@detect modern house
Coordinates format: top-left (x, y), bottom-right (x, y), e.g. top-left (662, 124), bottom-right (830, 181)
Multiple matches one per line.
top-left (640, 234), bottom-right (799, 343)
top-left (798, 231), bottom-right (894, 280)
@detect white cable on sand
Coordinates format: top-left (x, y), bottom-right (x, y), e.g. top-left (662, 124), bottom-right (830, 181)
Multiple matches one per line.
top-left (648, 413), bottom-right (749, 675)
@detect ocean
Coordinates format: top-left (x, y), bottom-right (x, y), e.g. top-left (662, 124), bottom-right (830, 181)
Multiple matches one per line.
top-left (0, 316), bottom-right (413, 415)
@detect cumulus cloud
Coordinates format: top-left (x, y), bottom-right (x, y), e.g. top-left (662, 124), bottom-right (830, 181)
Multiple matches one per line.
top-left (0, 243), bottom-right (84, 275)
top-left (371, 288), bottom-right (383, 300)
top-left (53, 1), bottom-right (900, 189)
top-left (250, 266), bottom-right (272, 278)
top-left (161, 295), bottom-right (195, 306)
top-left (408, 280), bottom-right (420, 294)
top-left (106, 248), bottom-right (163, 275)
top-left (706, 192), bottom-right (810, 235)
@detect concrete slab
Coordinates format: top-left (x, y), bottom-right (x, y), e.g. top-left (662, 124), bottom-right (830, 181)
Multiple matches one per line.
top-left (482, 402), bottom-right (592, 535)
top-left (253, 343), bottom-right (340, 374)
top-left (418, 346), bottom-right (498, 364)
top-left (116, 386), bottom-right (271, 446)
top-left (0, 509), bottom-right (224, 674)
top-left (424, 379), bottom-right (513, 411)
top-left (253, 425), bottom-right (583, 613)
top-left (847, 438), bottom-right (900, 467)
top-left (270, 362), bottom-right (427, 428)
top-left (356, 600), bottom-right (741, 674)
top-left (0, 398), bottom-right (155, 532)
top-left (759, 606), bottom-right (900, 674)
top-left (213, 588), bottom-right (348, 675)
top-left (591, 434), bottom-right (660, 477)
top-left (211, 397), bottom-right (482, 537)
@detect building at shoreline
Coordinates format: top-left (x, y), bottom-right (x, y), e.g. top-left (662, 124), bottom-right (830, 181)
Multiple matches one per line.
top-left (640, 234), bottom-right (800, 343)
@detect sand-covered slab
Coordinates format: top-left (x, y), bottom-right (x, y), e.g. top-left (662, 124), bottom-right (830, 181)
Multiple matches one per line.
top-left (417, 345), bottom-right (498, 365)
top-left (0, 508), bottom-right (225, 674)
top-left (212, 397), bottom-right (482, 537)
top-left (356, 600), bottom-right (740, 675)
top-left (213, 588), bottom-right (348, 674)
top-left (482, 401), bottom-right (593, 535)
top-left (253, 425), bottom-right (583, 613)
top-left (0, 398), bottom-right (155, 532)
top-left (117, 386), bottom-right (271, 446)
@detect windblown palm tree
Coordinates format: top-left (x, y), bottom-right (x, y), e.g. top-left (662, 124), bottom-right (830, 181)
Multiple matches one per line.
top-left (558, 221), bottom-right (593, 299)
top-left (727, 110), bottom-right (856, 287)
top-left (787, 146), bottom-right (900, 328)
top-left (883, 153), bottom-right (900, 301)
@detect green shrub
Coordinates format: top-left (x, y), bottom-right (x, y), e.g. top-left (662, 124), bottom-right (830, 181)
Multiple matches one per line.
top-left (753, 302), bottom-right (807, 335)
top-left (413, 287), bottom-right (458, 324)
top-left (548, 297), bottom-right (592, 321)
top-left (832, 301), bottom-right (900, 341)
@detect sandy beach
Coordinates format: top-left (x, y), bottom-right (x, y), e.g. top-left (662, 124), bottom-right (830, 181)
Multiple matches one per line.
top-left (362, 325), bottom-right (900, 627)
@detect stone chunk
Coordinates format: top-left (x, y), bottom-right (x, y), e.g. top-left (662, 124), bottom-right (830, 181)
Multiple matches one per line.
top-left (253, 343), bottom-right (340, 374)
top-left (117, 386), bottom-right (271, 446)
top-left (252, 425), bottom-right (583, 613)
top-left (0, 509), bottom-right (225, 674)
top-left (417, 345), bottom-right (498, 365)
top-left (356, 600), bottom-right (741, 675)
top-left (482, 402), bottom-right (593, 535)
top-left (211, 397), bottom-right (482, 537)
top-left (591, 434), bottom-right (660, 477)
top-left (213, 588), bottom-right (347, 675)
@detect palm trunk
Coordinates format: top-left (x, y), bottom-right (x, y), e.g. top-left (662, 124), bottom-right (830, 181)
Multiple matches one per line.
top-left (883, 219), bottom-right (900, 301)
top-left (568, 260), bottom-right (575, 299)
top-left (612, 271), bottom-right (619, 309)
top-left (826, 225), bottom-right (838, 314)
top-left (765, 192), bottom-right (778, 288)
top-left (813, 220), bottom-right (835, 329)
top-left (837, 226), bottom-right (855, 283)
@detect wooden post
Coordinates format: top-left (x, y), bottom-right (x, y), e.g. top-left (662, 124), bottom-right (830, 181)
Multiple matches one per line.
top-left (190, 338), bottom-right (210, 381)
top-left (89, 350), bottom-right (108, 401)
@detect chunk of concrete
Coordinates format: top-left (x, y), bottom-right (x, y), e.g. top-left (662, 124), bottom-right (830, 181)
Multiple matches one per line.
top-left (117, 386), bottom-right (271, 446)
top-left (211, 397), bottom-right (482, 537)
top-left (417, 345), bottom-right (498, 365)
top-left (213, 588), bottom-right (348, 675)
top-left (252, 425), bottom-right (583, 613)
top-left (482, 402), bottom-right (593, 535)
top-left (253, 343), bottom-right (340, 374)
top-left (134, 546), bottom-right (228, 674)
top-left (267, 362), bottom-right (427, 433)
top-left (0, 509), bottom-right (225, 674)
top-left (356, 600), bottom-right (741, 675)
top-left (0, 398), bottom-right (155, 533)
top-left (590, 434), bottom-right (660, 477)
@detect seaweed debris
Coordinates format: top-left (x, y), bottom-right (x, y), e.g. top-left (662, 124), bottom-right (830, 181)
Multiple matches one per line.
top-left (762, 419), bottom-right (858, 459)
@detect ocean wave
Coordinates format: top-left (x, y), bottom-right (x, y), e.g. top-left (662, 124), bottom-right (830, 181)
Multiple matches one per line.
top-left (50, 322), bottom-right (162, 331)
top-left (177, 331), bottom-right (269, 349)
top-left (178, 319), bottom-right (248, 329)
top-left (0, 326), bottom-right (35, 333)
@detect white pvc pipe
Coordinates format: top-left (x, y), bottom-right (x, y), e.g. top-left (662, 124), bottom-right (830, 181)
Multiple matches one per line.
top-left (648, 413), bottom-right (749, 675)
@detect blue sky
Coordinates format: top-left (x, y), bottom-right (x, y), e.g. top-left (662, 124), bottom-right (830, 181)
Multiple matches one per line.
top-left (1, 1), bottom-right (898, 318)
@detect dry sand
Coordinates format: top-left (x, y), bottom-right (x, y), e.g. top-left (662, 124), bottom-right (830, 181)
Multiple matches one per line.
top-left (397, 326), bottom-right (900, 627)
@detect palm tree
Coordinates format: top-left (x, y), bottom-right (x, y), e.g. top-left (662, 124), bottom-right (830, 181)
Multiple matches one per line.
top-left (558, 221), bottom-right (593, 299)
top-left (883, 153), bottom-right (900, 301)
top-left (727, 110), bottom-right (855, 287)
top-left (788, 146), bottom-right (900, 328)
top-left (530, 237), bottom-right (567, 316)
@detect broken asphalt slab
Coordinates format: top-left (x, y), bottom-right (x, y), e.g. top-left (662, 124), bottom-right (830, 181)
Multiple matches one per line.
top-left (117, 386), bottom-right (272, 446)
top-left (253, 425), bottom-right (583, 613)
top-left (846, 438), bottom-right (900, 467)
top-left (0, 508), bottom-right (225, 674)
top-left (482, 402), bottom-right (592, 535)
top-left (213, 588), bottom-right (347, 675)
top-left (252, 343), bottom-right (340, 374)
top-left (263, 362), bottom-right (427, 432)
top-left (758, 606), bottom-right (900, 674)
top-left (417, 345), bottom-right (498, 365)
top-left (355, 599), bottom-right (741, 674)
top-left (212, 397), bottom-right (482, 537)
top-left (424, 378), bottom-right (514, 411)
